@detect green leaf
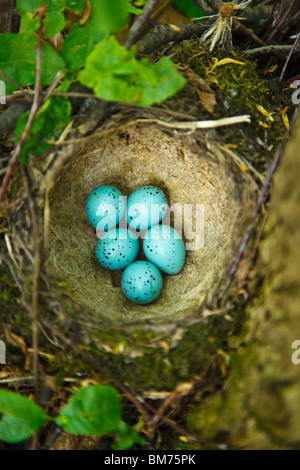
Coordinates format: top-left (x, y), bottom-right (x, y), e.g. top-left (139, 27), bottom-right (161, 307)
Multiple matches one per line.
top-left (0, 33), bottom-right (65, 94)
top-left (16, 0), bottom-right (64, 13)
top-left (78, 36), bottom-right (186, 106)
top-left (114, 421), bottom-right (145, 450)
top-left (0, 389), bottom-right (47, 443)
top-left (55, 385), bottom-right (122, 436)
top-left (43, 10), bottom-right (66, 37)
top-left (171, 0), bottom-right (204, 18)
top-left (88, 0), bottom-right (130, 35)
top-left (65, 0), bottom-right (87, 14)
top-left (60, 23), bottom-right (107, 72)
top-left (15, 96), bottom-right (71, 164)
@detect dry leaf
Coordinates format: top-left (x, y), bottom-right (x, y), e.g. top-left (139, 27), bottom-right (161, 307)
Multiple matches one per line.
top-left (182, 68), bottom-right (217, 114)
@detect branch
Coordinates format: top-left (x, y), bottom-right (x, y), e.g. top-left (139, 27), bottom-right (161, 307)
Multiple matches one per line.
top-left (125, 0), bottom-right (160, 49)
top-left (244, 44), bottom-right (300, 56)
top-left (233, 17), bottom-right (267, 47)
top-left (137, 23), bottom-right (206, 55)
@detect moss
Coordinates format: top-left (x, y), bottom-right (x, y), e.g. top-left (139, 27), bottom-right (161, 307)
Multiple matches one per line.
top-left (163, 41), bottom-right (291, 174)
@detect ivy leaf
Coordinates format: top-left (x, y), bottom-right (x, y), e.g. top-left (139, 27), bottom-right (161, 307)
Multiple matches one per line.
top-left (78, 36), bottom-right (186, 106)
top-left (60, 23), bottom-right (107, 72)
top-left (0, 389), bottom-right (48, 443)
top-left (0, 33), bottom-right (65, 94)
top-left (114, 421), bottom-right (145, 450)
top-left (15, 97), bottom-right (71, 164)
top-left (55, 385), bottom-right (122, 436)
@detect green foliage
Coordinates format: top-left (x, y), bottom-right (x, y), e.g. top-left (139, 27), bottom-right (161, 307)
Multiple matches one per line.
top-left (15, 97), bottom-right (71, 164)
top-left (0, 385), bottom-right (145, 448)
top-left (60, 23), bottom-right (107, 72)
top-left (0, 389), bottom-right (47, 443)
top-left (114, 421), bottom-right (145, 450)
top-left (0, 33), bottom-right (65, 94)
top-left (171, 0), bottom-right (204, 18)
top-left (0, 0), bottom-right (185, 164)
top-left (55, 385), bottom-right (122, 435)
top-left (78, 36), bottom-right (186, 106)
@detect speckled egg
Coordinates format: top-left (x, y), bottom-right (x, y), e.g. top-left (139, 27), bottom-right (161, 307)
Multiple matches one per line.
top-left (121, 261), bottom-right (163, 304)
top-left (127, 186), bottom-right (168, 230)
top-left (85, 185), bottom-right (126, 230)
top-left (143, 224), bottom-right (185, 274)
top-left (95, 228), bottom-right (139, 270)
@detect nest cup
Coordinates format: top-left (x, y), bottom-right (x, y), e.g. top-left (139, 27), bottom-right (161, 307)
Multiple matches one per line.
top-left (47, 122), bottom-right (257, 325)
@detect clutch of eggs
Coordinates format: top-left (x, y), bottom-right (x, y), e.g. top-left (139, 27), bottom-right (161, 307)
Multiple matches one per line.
top-left (86, 184), bottom-right (186, 304)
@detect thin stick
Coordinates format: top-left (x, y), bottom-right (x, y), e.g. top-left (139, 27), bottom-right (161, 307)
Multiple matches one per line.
top-left (233, 17), bottom-right (267, 47)
top-left (125, 0), bottom-right (159, 49)
top-left (21, 166), bottom-right (41, 402)
top-left (227, 107), bottom-right (300, 283)
top-left (128, 386), bottom-right (225, 448)
top-left (279, 34), bottom-right (300, 82)
top-left (0, 69), bottom-right (23, 91)
top-left (0, 7), bottom-right (45, 204)
top-left (42, 70), bottom-right (64, 103)
top-left (136, 114), bottom-right (251, 130)
top-left (245, 44), bottom-right (300, 55)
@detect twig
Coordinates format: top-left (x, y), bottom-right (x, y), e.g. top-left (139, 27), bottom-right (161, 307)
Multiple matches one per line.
top-left (268, 0), bottom-right (298, 42)
top-left (125, 0), bottom-right (159, 49)
top-left (137, 23), bottom-right (206, 55)
top-left (128, 386), bottom-right (225, 448)
top-left (226, 106), bottom-right (300, 286)
top-left (0, 6), bottom-right (45, 204)
top-left (233, 17), bottom-right (267, 47)
top-left (42, 71), bottom-right (64, 103)
top-left (136, 115), bottom-right (251, 130)
top-left (279, 34), bottom-right (300, 82)
top-left (5, 91), bottom-right (97, 103)
top-left (0, 69), bottom-right (23, 91)
top-left (21, 166), bottom-right (42, 403)
top-left (245, 44), bottom-right (300, 55)
top-left (38, 317), bottom-right (153, 426)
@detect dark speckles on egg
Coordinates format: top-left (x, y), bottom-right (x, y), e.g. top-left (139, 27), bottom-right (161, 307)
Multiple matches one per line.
top-left (143, 224), bottom-right (186, 275)
top-left (85, 185), bottom-right (126, 230)
top-left (121, 261), bottom-right (163, 304)
top-left (95, 228), bottom-right (139, 271)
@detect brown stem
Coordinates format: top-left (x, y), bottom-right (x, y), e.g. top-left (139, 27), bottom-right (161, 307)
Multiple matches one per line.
top-left (21, 166), bottom-right (41, 403)
top-left (233, 17), bottom-right (267, 47)
top-left (125, 0), bottom-right (160, 49)
top-left (0, 6), bottom-right (45, 204)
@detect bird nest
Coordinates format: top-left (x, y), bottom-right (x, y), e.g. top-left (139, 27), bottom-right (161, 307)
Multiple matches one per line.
top-left (22, 106), bottom-right (258, 327)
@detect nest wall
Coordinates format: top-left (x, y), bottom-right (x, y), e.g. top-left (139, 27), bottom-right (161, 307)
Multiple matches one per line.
top-left (47, 123), bottom-right (257, 325)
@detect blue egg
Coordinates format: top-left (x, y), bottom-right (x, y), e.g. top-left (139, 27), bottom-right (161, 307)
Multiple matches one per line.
top-left (85, 185), bottom-right (126, 231)
top-left (127, 186), bottom-right (168, 230)
top-left (121, 261), bottom-right (163, 304)
top-left (143, 225), bottom-right (185, 274)
top-left (95, 228), bottom-right (139, 271)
